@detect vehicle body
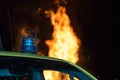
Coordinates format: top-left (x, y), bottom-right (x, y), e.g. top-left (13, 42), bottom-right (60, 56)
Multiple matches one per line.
top-left (0, 51), bottom-right (97, 80)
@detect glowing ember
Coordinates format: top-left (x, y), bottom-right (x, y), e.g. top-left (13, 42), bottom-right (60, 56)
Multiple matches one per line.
top-left (44, 6), bottom-right (81, 80)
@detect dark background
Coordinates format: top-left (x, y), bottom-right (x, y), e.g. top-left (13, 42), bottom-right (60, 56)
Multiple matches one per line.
top-left (0, 0), bottom-right (114, 80)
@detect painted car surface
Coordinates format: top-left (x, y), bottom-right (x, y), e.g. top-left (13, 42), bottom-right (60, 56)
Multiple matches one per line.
top-left (0, 52), bottom-right (97, 80)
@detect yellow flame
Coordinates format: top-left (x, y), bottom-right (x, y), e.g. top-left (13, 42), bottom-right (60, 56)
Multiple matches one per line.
top-left (44, 6), bottom-right (81, 80)
top-left (46, 6), bottom-right (80, 63)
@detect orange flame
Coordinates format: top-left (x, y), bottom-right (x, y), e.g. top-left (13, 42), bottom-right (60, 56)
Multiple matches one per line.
top-left (21, 28), bottom-right (28, 37)
top-left (44, 6), bottom-right (81, 80)
top-left (46, 6), bottom-right (80, 63)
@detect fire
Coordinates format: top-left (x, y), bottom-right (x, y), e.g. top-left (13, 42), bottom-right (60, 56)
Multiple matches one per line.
top-left (44, 6), bottom-right (81, 80)
top-left (21, 28), bottom-right (28, 37)
top-left (46, 6), bottom-right (80, 63)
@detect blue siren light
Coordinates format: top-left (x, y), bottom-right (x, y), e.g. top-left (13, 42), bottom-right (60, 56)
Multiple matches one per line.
top-left (20, 30), bottom-right (37, 54)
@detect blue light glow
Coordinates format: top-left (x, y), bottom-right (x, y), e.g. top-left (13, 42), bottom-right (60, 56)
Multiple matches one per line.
top-left (20, 36), bottom-right (37, 54)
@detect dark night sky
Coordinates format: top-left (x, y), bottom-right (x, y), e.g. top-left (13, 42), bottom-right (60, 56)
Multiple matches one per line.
top-left (0, 0), bottom-right (114, 80)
